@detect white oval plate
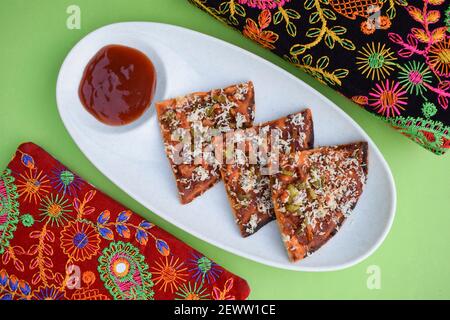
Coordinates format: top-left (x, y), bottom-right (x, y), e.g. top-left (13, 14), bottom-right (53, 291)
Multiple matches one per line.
top-left (56, 22), bottom-right (396, 271)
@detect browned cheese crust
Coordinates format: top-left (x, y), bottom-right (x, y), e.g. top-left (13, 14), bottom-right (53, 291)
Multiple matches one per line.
top-left (156, 82), bottom-right (255, 204)
top-left (220, 109), bottom-right (314, 237)
top-left (271, 142), bottom-right (368, 262)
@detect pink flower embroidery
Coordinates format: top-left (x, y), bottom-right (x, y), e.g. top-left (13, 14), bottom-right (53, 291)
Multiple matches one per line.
top-left (238, 0), bottom-right (290, 10)
top-left (369, 80), bottom-right (408, 118)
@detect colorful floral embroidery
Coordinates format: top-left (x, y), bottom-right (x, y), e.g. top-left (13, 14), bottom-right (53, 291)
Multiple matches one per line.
top-left (190, 0), bottom-right (450, 154)
top-left (397, 60), bottom-right (433, 96)
top-left (188, 253), bottom-right (222, 284)
top-left (369, 79), bottom-right (408, 117)
top-left (0, 143), bottom-right (250, 300)
top-left (60, 220), bottom-right (101, 262)
top-left (151, 256), bottom-right (188, 293)
top-left (243, 9), bottom-right (279, 49)
top-left (16, 168), bottom-right (50, 204)
top-left (50, 167), bottom-right (83, 197)
top-left (38, 193), bottom-right (72, 227)
top-left (96, 209), bottom-right (171, 255)
top-left (32, 284), bottom-right (64, 300)
top-left (98, 241), bottom-right (154, 300)
top-left (356, 42), bottom-right (397, 81)
top-left (59, 190), bottom-right (101, 262)
top-left (426, 37), bottom-right (450, 77)
top-left (175, 281), bottom-right (210, 300)
top-left (0, 169), bottom-right (20, 255)
top-left (0, 269), bottom-right (32, 300)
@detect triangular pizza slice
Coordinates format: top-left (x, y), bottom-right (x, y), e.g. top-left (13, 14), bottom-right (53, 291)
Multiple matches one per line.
top-left (271, 142), bottom-right (368, 262)
top-left (156, 82), bottom-right (255, 204)
top-left (219, 109), bottom-right (314, 237)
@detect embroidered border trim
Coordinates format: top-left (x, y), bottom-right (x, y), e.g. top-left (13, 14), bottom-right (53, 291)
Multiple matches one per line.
top-left (0, 169), bottom-right (20, 254)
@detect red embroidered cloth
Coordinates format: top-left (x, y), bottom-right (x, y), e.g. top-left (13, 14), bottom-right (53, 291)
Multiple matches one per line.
top-left (0, 142), bottom-right (250, 300)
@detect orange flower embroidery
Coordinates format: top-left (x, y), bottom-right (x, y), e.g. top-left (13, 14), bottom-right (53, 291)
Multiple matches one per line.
top-left (60, 220), bottom-right (101, 262)
top-left (212, 278), bottom-right (235, 300)
top-left (427, 37), bottom-right (450, 77)
top-left (17, 169), bottom-right (50, 204)
top-left (243, 9), bottom-right (278, 50)
top-left (151, 256), bottom-right (188, 293)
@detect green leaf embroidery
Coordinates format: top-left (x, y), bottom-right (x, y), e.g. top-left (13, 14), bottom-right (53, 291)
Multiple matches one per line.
top-left (325, 34), bottom-right (335, 49)
top-left (290, 44), bottom-right (306, 56)
top-left (322, 8), bottom-right (336, 20)
top-left (341, 38), bottom-right (356, 50)
top-left (273, 11), bottom-right (283, 25)
top-left (316, 56), bottom-right (330, 69)
top-left (305, 0), bottom-right (315, 10)
top-left (218, 1), bottom-right (229, 14)
top-left (234, 3), bottom-right (245, 17)
top-left (306, 28), bottom-right (321, 38)
top-left (302, 54), bottom-right (313, 66)
top-left (330, 25), bottom-right (347, 35)
top-left (333, 69), bottom-right (350, 79)
top-left (309, 12), bottom-right (321, 24)
top-left (287, 22), bottom-right (297, 37)
top-left (285, 9), bottom-right (301, 20)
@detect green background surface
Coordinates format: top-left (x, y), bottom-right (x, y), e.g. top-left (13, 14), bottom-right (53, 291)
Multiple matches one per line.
top-left (1, 0), bottom-right (449, 299)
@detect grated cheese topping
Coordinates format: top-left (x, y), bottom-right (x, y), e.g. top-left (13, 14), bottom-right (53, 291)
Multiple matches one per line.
top-left (244, 214), bottom-right (260, 235)
top-left (274, 144), bottom-right (367, 256)
top-left (158, 82), bottom-right (254, 201)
